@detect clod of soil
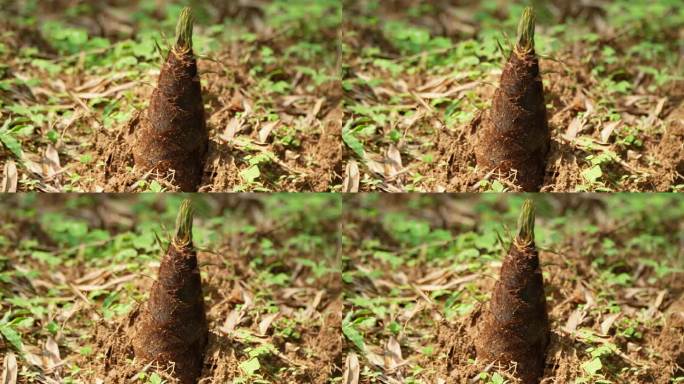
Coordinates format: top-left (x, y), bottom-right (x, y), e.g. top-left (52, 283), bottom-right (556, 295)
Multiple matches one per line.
top-left (474, 7), bottom-right (550, 192)
top-left (475, 199), bottom-right (550, 384)
top-left (131, 199), bottom-right (208, 384)
top-left (656, 101), bottom-right (684, 190)
top-left (131, 7), bottom-right (208, 192)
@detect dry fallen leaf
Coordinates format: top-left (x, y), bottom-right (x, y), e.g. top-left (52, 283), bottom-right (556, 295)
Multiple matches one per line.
top-left (1, 352), bottom-right (17, 384)
top-left (647, 290), bottom-right (668, 318)
top-left (365, 157), bottom-right (385, 176)
top-left (564, 308), bottom-right (586, 334)
top-left (44, 145), bottom-right (61, 179)
top-left (222, 117), bottom-right (244, 141)
top-left (258, 312), bottom-right (280, 336)
top-left (44, 336), bottom-right (61, 372)
top-left (258, 121), bottom-right (279, 143)
top-left (221, 308), bottom-right (244, 334)
top-left (303, 290), bottom-right (325, 319)
top-left (306, 98), bottom-right (325, 125)
top-left (1, 160), bottom-right (18, 192)
top-left (564, 115), bottom-right (585, 141)
top-left (342, 160), bottom-right (360, 193)
top-left (600, 121), bottom-right (620, 143)
top-left (384, 336), bottom-right (403, 372)
top-left (365, 349), bottom-right (385, 368)
top-left (385, 145), bottom-right (403, 179)
top-left (600, 312), bottom-right (621, 335)
top-left (647, 97), bottom-right (668, 126)
top-left (342, 352), bottom-right (360, 384)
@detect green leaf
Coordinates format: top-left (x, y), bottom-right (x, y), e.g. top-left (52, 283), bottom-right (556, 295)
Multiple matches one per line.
top-left (491, 180), bottom-right (505, 192)
top-left (240, 165), bottom-right (261, 184)
top-left (0, 122), bottom-right (23, 158)
top-left (46, 130), bottom-right (59, 143)
top-left (148, 373), bottom-right (163, 384)
top-left (30, 59), bottom-right (62, 75)
top-left (239, 357), bottom-right (260, 376)
top-left (149, 180), bottom-right (164, 193)
top-left (581, 165), bottom-right (603, 183)
top-left (491, 372), bottom-right (505, 384)
top-left (582, 357), bottom-right (602, 375)
top-left (0, 324), bottom-right (23, 351)
top-left (342, 121), bottom-right (365, 158)
top-left (30, 251), bottom-right (61, 266)
top-left (342, 312), bottom-right (365, 351)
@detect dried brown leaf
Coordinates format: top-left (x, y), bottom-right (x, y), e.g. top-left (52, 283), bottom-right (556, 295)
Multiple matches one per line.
top-left (257, 121), bottom-right (279, 143)
top-left (647, 290), bottom-right (668, 318)
top-left (1, 352), bottom-right (17, 384)
top-left (221, 308), bottom-right (244, 334)
top-left (258, 312), bottom-right (280, 336)
top-left (385, 145), bottom-right (403, 179)
top-left (223, 117), bottom-right (243, 141)
top-left (564, 115), bottom-right (585, 141)
top-left (599, 121), bottom-right (620, 143)
top-left (343, 352), bottom-right (360, 384)
top-left (1, 160), bottom-right (18, 192)
top-left (385, 336), bottom-right (403, 371)
top-left (600, 312), bottom-right (621, 335)
top-left (564, 308), bottom-right (585, 333)
top-left (342, 160), bottom-right (360, 193)
top-left (44, 337), bottom-right (61, 371)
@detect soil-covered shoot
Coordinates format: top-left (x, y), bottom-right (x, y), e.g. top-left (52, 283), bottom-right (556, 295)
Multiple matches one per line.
top-left (131, 199), bottom-right (208, 384)
top-left (342, 194), bottom-right (683, 383)
top-left (132, 7), bottom-right (209, 192)
top-left (474, 7), bottom-right (550, 192)
top-left (475, 199), bottom-right (550, 383)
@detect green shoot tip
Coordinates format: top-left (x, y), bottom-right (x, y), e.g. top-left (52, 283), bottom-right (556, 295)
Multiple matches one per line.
top-left (173, 199), bottom-right (194, 248)
top-left (515, 6), bottom-right (535, 55)
top-left (515, 199), bottom-right (535, 248)
top-left (175, 7), bottom-right (194, 52)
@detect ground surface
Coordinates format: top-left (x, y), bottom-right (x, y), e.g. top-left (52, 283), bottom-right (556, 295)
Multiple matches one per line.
top-left (342, 0), bottom-right (684, 192)
top-left (0, 194), bottom-right (342, 383)
top-left (342, 194), bottom-right (684, 383)
top-left (0, 0), bottom-right (343, 192)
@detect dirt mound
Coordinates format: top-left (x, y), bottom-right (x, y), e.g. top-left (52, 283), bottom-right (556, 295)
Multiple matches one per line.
top-left (655, 101), bottom-right (684, 190)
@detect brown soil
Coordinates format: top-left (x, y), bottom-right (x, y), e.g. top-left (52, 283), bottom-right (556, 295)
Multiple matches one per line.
top-left (653, 310), bottom-right (684, 382)
top-left (132, 47), bottom-right (208, 192)
top-left (304, 103), bottom-right (344, 191)
top-left (655, 101), bottom-right (684, 190)
top-left (474, 50), bottom-right (550, 192)
top-left (306, 295), bottom-right (344, 383)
